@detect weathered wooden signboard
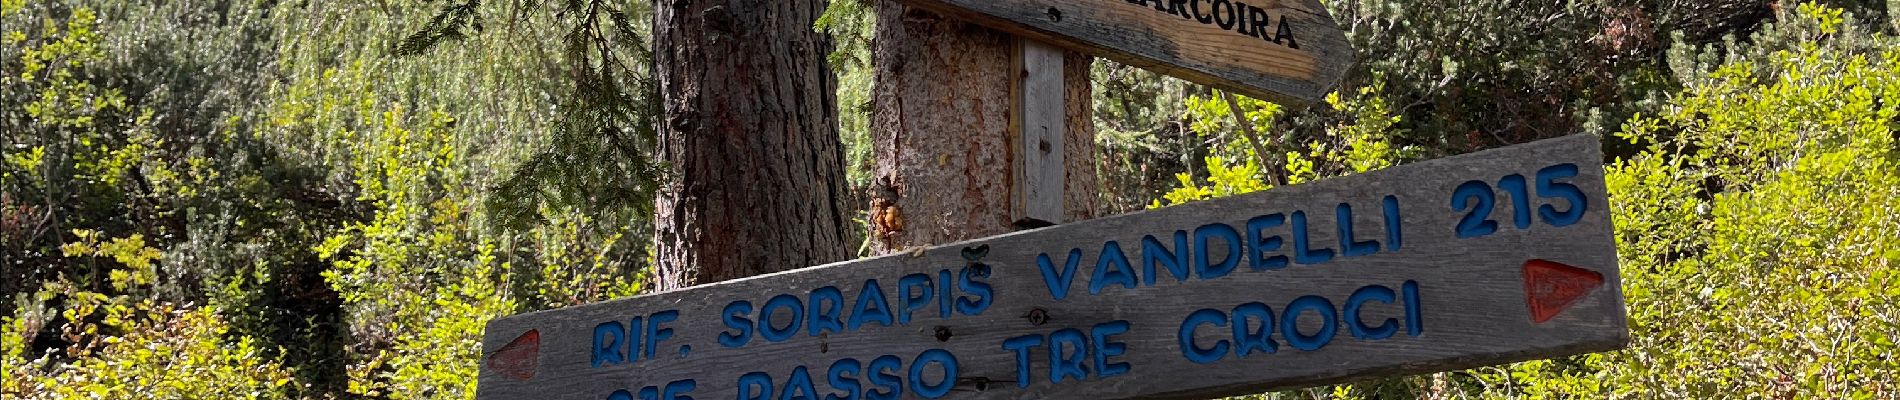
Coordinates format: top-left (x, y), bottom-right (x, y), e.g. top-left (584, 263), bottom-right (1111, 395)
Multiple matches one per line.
top-left (890, 0), bottom-right (1353, 104)
top-left (476, 135), bottom-right (1628, 400)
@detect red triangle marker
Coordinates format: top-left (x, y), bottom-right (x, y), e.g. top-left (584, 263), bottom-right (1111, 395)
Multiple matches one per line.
top-left (1523, 260), bottom-right (1605, 324)
top-left (487, 329), bottom-right (541, 380)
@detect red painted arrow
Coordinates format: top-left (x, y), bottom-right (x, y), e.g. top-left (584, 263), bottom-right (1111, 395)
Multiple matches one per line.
top-left (487, 329), bottom-right (540, 380)
top-left (1523, 259), bottom-right (1605, 324)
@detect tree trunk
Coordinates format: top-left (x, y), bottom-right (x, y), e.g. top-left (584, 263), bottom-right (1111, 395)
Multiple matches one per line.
top-left (653, 0), bottom-right (851, 291)
top-left (869, 2), bottom-right (1098, 253)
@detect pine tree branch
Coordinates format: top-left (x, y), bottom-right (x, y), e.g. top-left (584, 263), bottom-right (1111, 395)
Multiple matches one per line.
top-left (1220, 91), bottom-right (1285, 186)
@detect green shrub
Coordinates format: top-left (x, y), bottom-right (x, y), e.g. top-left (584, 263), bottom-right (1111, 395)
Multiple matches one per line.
top-left (7, 0), bottom-right (1898, 399)
top-left (4, 298), bottom-right (295, 399)
top-left (1152, 73), bottom-right (1415, 209)
top-left (5, 259), bottom-right (295, 399)
top-left (1463, 3), bottom-right (1900, 397)
top-left (1172, 4), bottom-right (1900, 398)
top-left (5, 1), bottom-right (651, 398)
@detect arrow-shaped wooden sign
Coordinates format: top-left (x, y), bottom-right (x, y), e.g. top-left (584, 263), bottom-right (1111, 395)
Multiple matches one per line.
top-left (475, 135), bottom-right (1627, 400)
top-left (891, 0), bottom-right (1354, 104)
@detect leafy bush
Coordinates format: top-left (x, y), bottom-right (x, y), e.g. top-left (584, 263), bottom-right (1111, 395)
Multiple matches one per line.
top-left (1152, 74), bottom-right (1415, 209)
top-left (5, 1), bottom-right (650, 398)
top-left (308, 105), bottom-right (635, 398)
top-left (1574, 3), bottom-right (1899, 396)
top-left (5, 236), bottom-right (295, 399)
top-left (3, 300), bottom-right (295, 399)
top-left (1171, 3), bottom-right (1900, 398)
top-left (6, 0), bottom-right (1898, 399)
top-left (1438, 3), bottom-right (1900, 397)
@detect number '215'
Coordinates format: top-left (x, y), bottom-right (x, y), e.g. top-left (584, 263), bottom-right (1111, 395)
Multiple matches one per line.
top-left (1450, 164), bottom-right (1589, 238)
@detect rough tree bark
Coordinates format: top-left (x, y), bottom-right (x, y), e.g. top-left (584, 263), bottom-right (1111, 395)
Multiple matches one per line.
top-left (868, 2), bottom-right (1098, 253)
top-left (653, 0), bottom-right (851, 291)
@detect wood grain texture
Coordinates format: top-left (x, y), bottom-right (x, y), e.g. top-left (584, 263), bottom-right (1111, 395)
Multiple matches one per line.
top-left (1010, 40), bottom-right (1068, 227)
top-left (867, 4), bottom-right (1098, 253)
top-left (478, 135), bottom-right (1627, 400)
top-left (889, 0), bottom-right (1353, 105)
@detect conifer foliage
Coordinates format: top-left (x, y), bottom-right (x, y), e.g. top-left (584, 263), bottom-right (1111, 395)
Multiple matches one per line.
top-left (3, 0), bottom-right (1898, 399)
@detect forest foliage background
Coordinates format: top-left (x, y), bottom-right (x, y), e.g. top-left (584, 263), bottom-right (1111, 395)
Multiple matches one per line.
top-left (3, 0), bottom-right (1898, 398)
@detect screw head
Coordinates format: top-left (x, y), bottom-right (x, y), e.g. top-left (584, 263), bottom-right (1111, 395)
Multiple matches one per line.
top-left (1022, 308), bottom-right (1051, 326)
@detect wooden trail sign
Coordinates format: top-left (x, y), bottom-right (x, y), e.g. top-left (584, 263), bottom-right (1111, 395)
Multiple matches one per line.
top-left (476, 135), bottom-right (1628, 400)
top-left (890, 0), bottom-right (1353, 105)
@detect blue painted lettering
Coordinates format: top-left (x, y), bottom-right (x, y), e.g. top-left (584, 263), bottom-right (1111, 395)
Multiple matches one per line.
top-left (1536, 164), bottom-right (1587, 227)
top-left (1180, 308), bottom-right (1229, 364)
top-left (1194, 223), bottom-right (1242, 279)
top-left (1404, 280), bottom-right (1424, 337)
top-left (849, 280), bottom-right (894, 330)
top-left (1291, 211), bottom-right (1335, 265)
top-left (734, 353), bottom-right (963, 400)
top-left (897, 274), bottom-right (932, 325)
top-left (738, 372), bottom-right (774, 400)
top-left (1002, 334), bottom-right (1044, 388)
top-left (955, 266), bottom-right (993, 315)
top-left (781, 367), bottom-right (818, 400)
top-left (1500, 174), bottom-right (1533, 229)
top-left (1452, 180), bottom-right (1499, 238)
top-left (721, 301), bottom-right (754, 348)
top-left (1003, 321), bottom-right (1140, 387)
top-left (645, 310), bottom-right (678, 360)
top-left (865, 355), bottom-right (903, 400)
top-left (808, 287), bottom-right (844, 337)
top-left (936, 270), bottom-right (954, 319)
top-left (760, 295), bottom-right (803, 343)
top-left (1049, 328), bottom-right (1090, 383)
top-left (826, 358), bottom-right (862, 400)
top-left (665, 380), bottom-right (695, 400)
top-left (1336, 203), bottom-right (1381, 257)
top-left (593, 321), bottom-right (625, 368)
top-left (627, 316), bottom-right (643, 362)
top-left (909, 349), bottom-right (958, 398)
top-left (1281, 296), bottom-right (1337, 351)
top-left (1141, 231), bottom-right (1192, 285)
top-left (1168, 283), bottom-right (1424, 366)
top-left (1383, 195), bottom-right (1403, 251)
top-left (1345, 285), bottom-right (1398, 340)
top-left (1230, 302), bottom-right (1277, 357)
top-left (1091, 321), bottom-right (1132, 378)
top-left (1038, 249), bottom-right (1084, 301)
top-left (1246, 214), bottom-right (1289, 271)
top-left (1090, 241), bottom-right (1139, 295)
